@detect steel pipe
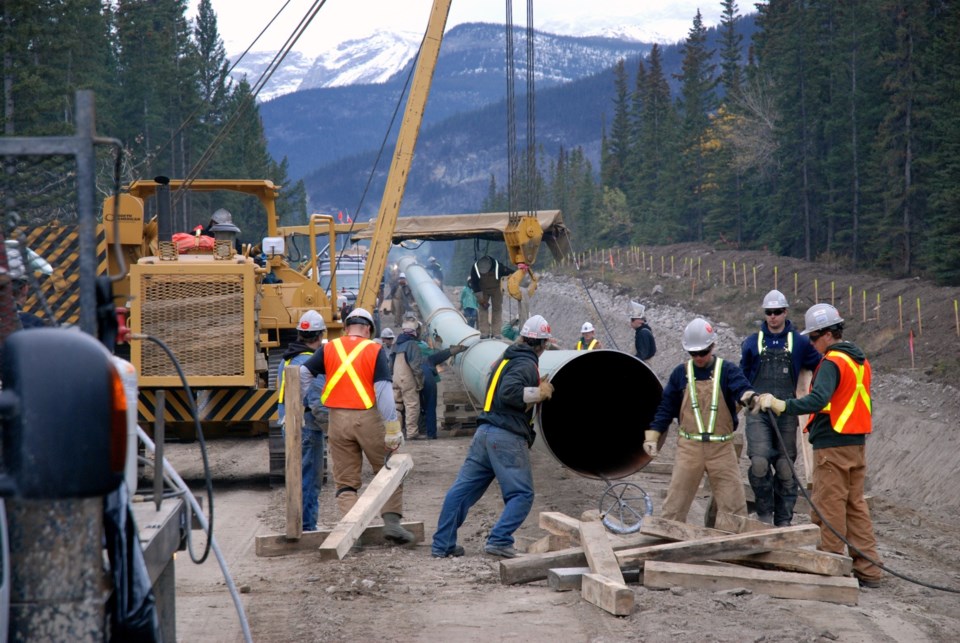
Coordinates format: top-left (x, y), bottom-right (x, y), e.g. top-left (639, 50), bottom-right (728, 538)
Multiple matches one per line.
top-left (396, 256), bottom-right (662, 479)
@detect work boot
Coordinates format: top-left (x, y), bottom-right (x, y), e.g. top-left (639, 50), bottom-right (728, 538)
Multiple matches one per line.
top-left (431, 545), bottom-right (465, 559)
top-left (484, 543), bottom-right (520, 558)
top-left (756, 513), bottom-right (774, 525)
top-left (382, 512), bottom-right (415, 545)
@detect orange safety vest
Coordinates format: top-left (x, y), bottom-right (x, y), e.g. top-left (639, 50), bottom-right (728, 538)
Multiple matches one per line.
top-left (808, 350), bottom-right (872, 434)
top-left (320, 336), bottom-right (380, 409)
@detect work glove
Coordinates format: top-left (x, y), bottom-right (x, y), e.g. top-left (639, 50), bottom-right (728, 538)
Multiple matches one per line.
top-left (384, 419), bottom-right (404, 450)
top-left (643, 430), bottom-right (660, 457)
top-left (757, 393), bottom-right (787, 416)
top-left (538, 380), bottom-right (554, 401)
top-left (449, 344), bottom-right (467, 356)
top-left (740, 390), bottom-right (758, 413)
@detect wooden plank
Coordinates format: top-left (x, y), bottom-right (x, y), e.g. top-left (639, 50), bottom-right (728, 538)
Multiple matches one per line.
top-left (640, 461), bottom-right (675, 476)
top-left (581, 573), bottom-right (634, 616)
top-left (525, 533), bottom-right (572, 554)
top-left (318, 453), bottom-right (414, 561)
top-left (547, 567), bottom-right (641, 591)
top-left (615, 524), bottom-right (821, 568)
top-left (498, 532), bottom-right (662, 585)
top-left (579, 520), bottom-right (625, 584)
top-left (539, 511), bottom-right (582, 541)
top-left (284, 365), bottom-right (303, 540)
top-left (715, 512), bottom-right (770, 533)
top-left (643, 561), bottom-right (859, 606)
top-left (641, 516), bottom-right (722, 541)
top-left (255, 521), bottom-right (425, 557)
top-left (796, 368), bottom-right (815, 487)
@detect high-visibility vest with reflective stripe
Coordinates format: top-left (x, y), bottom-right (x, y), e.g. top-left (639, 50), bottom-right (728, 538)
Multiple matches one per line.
top-left (278, 352), bottom-right (313, 404)
top-left (576, 338), bottom-right (598, 350)
top-left (321, 336), bottom-right (380, 409)
top-left (483, 359), bottom-right (511, 411)
top-left (758, 330), bottom-right (793, 354)
top-left (809, 350), bottom-right (872, 434)
top-left (684, 357), bottom-right (723, 436)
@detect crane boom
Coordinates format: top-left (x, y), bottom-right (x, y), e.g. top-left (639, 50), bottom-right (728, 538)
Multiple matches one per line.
top-left (356, 0), bottom-right (453, 312)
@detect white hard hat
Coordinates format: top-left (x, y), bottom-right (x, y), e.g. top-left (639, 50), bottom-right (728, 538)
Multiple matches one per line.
top-left (401, 320), bottom-right (418, 332)
top-left (380, 327), bottom-right (396, 339)
top-left (209, 207), bottom-right (240, 233)
top-left (580, 322), bottom-right (595, 334)
top-left (344, 307), bottom-right (374, 326)
top-left (629, 301), bottom-right (646, 319)
top-left (4, 240), bottom-right (53, 280)
top-left (520, 314), bottom-right (552, 339)
top-left (398, 272), bottom-right (406, 279)
top-left (428, 256), bottom-right (436, 262)
top-left (297, 310), bottom-right (326, 332)
top-left (762, 289), bottom-right (789, 309)
top-left (802, 303), bottom-right (844, 335)
top-left (682, 318), bottom-right (717, 352)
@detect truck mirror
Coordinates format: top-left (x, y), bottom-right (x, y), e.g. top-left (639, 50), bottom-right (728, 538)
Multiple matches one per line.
top-left (0, 328), bottom-right (127, 498)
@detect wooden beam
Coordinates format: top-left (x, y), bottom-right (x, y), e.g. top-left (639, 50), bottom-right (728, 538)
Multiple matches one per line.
top-left (525, 533), bottom-right (572, 554)
top-left (284, 365), bottom-right (303, 540)
top-left (318, 453), bottom-right (414, 561)
top-left (547, 567), bottom-right (641, 591)
top-left (714, 512), bottom-right (770, 533)
top-left (615, 524), bottom-right (821, 568)
top-left (255, 521), bottom-right (425, 557)
top-left (581, 573), bottom-right (634, 616)
top-left (641, 516), bottom-right (721, 541)
top-left (579, 520), bottom-right (625, 584)
top-left (539, 512), bottom-right (582, 541)
top-left (643, 561), bottom-right (859, 605)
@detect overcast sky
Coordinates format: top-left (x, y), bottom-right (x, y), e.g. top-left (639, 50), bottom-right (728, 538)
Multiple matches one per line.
top-left (188, 0), bottom-right (729, 58)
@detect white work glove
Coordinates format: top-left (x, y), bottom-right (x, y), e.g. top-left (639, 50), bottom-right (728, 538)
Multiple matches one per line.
top-left (643, 430), bottom-right (660, 457)
top-left (757, 393), bottom-right (787, 416)
top-left (523, 380), bottom-right (554, 404)
top-left (740, 390), bottom-right (758, 413)
top-left (384, 419), bottom-right (404, 450)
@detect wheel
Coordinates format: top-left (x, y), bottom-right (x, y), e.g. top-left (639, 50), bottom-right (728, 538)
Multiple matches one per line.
top-left (599, 482), bottom-right (654, 534)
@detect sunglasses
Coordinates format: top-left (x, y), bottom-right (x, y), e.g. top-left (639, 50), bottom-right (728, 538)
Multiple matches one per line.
top-left (764, 308), bottom-right (786, 316)
top-left (808, 331), bottom-right (825, 341)
top-left (688, 347), bottom-right (711, 357)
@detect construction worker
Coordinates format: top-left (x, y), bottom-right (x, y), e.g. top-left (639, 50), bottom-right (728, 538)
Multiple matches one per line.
top-left (757, 303), bottom-right (884, 588)
top-left (417, 340), bottom-right (467, 440)
top-left (389, 272), bottom-right (414, 326)
top-left (300, 307), bottom-right (414, 544)
top-left (459, 278), bottom-right (479, 328)
top-left (278, 310), bottom-right (327, 531)
top-left (425, 256), bottom-right (444, 287)
top-left (377, 327), bottom-right (396, 349)
top-left (431, 314), bottom-right (554, 559)
top-left (644, 318), bottom-right (757, 523)
top-left (739, 290), bottom-right (822, 526)
top-left (391, 319), bottom-right (425, 440)
top-left (468, 255), bottom-right (514, 338)
top-left (630, 301), bottom-right (656, 361)
top-left (3, 240), bottom-right (52, 329)
top-left (576, 322), bottom-right (602, 350)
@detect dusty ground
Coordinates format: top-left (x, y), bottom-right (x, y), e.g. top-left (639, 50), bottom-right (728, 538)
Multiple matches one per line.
top-left (161, 243), bottom-right (960, 642)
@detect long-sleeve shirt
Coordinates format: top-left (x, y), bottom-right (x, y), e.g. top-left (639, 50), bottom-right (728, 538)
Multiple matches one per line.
top-left (650, 357), bottom-right (753, 434)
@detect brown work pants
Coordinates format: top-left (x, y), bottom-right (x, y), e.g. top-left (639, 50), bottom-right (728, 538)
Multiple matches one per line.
top-left (812, 444), bottom-right (882, 581)
top-left (476, 275), bottom-right (502, 337)
top-left (392, 354), bottom-right (421, 438)
top-left (661, 437), bottom-right (747, 523)
top-left (327, 407), bottom-right (403, 517)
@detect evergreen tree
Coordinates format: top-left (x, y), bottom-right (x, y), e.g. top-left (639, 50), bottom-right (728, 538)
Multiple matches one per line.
top-left (601, 59), bottom-right (631, 192)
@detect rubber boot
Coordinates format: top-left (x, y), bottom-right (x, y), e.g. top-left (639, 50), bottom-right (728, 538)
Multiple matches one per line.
top-left (382, 512), bottom-right (415, 545)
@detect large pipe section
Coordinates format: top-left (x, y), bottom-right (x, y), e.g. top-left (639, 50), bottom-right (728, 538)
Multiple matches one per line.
top-left (396, 256), bottom-right (663, 479)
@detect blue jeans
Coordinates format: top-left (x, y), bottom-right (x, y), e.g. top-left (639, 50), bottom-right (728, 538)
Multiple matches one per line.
top-left (431, 425), bottom-right (534, 556)
top-left (302, 427), bottom-right (325, 531)
top-left (419, 376), bottom-right (438, 438)
top-left (745, 412), bottom-right (798, 525)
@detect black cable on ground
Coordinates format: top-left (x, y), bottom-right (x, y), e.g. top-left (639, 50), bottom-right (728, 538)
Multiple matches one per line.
top-left (766, 408), bottom-right (960, 593)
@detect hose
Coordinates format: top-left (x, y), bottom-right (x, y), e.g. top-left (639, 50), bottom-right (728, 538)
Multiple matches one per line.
top-left (137, 427), bottom-right (254, 642)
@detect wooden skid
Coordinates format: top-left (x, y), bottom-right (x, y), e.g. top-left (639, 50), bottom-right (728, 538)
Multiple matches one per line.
top-left (581, 573), bottom-right (634, 616)
top-left (643, 561), bottom-right (859, 605)
top-left (318, 453), bottom-right (414, 561)
top-left (579, 520), bottom-right (625, 584)
top-left (524, 533), bottom-right (573, 554)
top-left (547, 567), bottom-right (641, 592)
top-left (255, 522), bottom-right (425, 557)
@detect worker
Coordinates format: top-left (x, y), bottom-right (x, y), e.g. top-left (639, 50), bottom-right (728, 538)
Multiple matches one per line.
top-left (376, 327), bottom-right (396, 349)
top-left (739, 290), bottom-right (822, 526)
top-left (501, 317), bottom-right (521, 341)
top-left (416, 340), bottom-right (467, 440)
top-left (425, 256), bottom-right (444, 287)
top-left (459, 278), bottom-right (479, 329)
top-left (757, 303), bottom-right (884, 588)
top-left (300, 307), bottom-right (415, 544)
top-left (278, 310), bottom-right (327, 531)
top-left (630, 301), bottom-right (656, 361)
top-left (203, 207), bottom-right (242, 253)
top-left (644, 318), bottom-right (757, 523)
top-left (389, 272), bottom-right (414, 326)
top-left (391, 319), bottom-right (425, 440)
top-left (576, 322), bottom-right (602, 350)
top-left (3, 239), bottom-right (52, 329)
top-left (431, 314), bottom-right (554, 559)
top-left (468, 255), bottom-right (514, 338)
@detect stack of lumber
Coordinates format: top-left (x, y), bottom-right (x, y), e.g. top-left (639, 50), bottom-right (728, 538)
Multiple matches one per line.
top-left (499, 511), bottom-right (859, 616)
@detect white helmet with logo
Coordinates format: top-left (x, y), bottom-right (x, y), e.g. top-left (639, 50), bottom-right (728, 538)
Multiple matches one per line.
top-left (629, 301), bottom-right (646, 319)
top-left (681, 318), bottom-right (717, 352)
top-left (344, 307), bottom-right (374, 327)
top-left (802, 303), bottom-right (844, 335)
top-left (297, 310), bottom-right (326, 332)
top-left (520, 314), bottom-right (552, 339)
top-left (762, 289), bottom-right (789, 309)
top-left (580, 321), bottom-right (595, 334)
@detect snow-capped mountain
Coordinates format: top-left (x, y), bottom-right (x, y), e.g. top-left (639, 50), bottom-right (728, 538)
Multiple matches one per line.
top-left (299, 31), bottom-right (423, 91)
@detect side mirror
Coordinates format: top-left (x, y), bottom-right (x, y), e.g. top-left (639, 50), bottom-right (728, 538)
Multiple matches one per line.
top-left (0, 329), bottom-right (127, 498)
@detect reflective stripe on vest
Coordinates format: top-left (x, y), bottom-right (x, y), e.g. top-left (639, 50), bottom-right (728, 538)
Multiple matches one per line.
top-left (278, 352), bottom-right (313, 404)
top-left (684, 357), bottom-right (723, 438)
top-left (321, 338), bottom-right (378, 409)
top-left (576, 338), bottom-right (598, 351)
top-left (758, 330), bottom-right (792, 355)
top-left (483, 359), bottom-right (510, 411)
top-left (817, 350), bottom-right (872, 434)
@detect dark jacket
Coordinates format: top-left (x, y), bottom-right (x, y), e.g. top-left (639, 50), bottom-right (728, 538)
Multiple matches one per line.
top-left (739, 319), bottom-right (822, 385)
top-left (391, 332), bottom-right (425, 388)
top-left (468, 256), bottom-right (514, 293)
top-left (634, 322), bottom-right (657, 360)
top-left (784, 341), bottom-right (869, 450)
top-left (650, 356), bottom-right (753, 434)
top-left (477, 342), bottom-right (541, 445)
